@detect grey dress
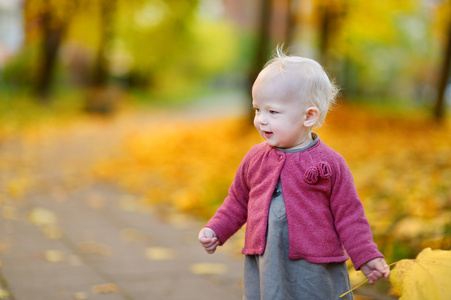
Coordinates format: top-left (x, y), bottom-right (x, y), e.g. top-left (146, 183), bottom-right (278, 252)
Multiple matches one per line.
top-left (243, 138), bottom-right (353, 300)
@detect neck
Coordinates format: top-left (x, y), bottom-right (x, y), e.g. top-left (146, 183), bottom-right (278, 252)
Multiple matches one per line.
top-left (287, 132), bottom-right (314, 150)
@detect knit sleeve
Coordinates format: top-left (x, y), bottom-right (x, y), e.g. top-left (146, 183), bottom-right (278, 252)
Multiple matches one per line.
top-left (205, 151), bottom-right (251, 245)
top-left (329, 156), bottom-right (384, 270)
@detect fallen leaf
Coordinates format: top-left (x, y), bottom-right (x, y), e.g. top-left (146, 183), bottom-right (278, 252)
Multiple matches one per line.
top-left (390, 248), bottom-right (451, 299)
top-left (42, 225), bottom-right (63, 239)
top-left (393, 217), bottom-right (439, 238)
top-left (27, 207), bottom-right (57, 226)
top-left (45, 250), bottom-right (65, 263)
top-left (167, 213), bottom-right (194, 229)
top-left (145, 247), bottom-right (176, 261)
top-left (0, 289), bottom-right (9, 299)
top-left (347, 267), bottom-right (367, 287)
top-left (79, 242), bottom-right (112, 256)
top-left (190, 263), bottom-right (228, 275)
top-left (7, 178), bottom-right (29, 198)
top-left (92, 283), bottom-right (119, 294)
top-left (118, 195), bottom-right (140, 212)
top-left (86, 193), bottom-right (105, 210)
top-left (120, 228), bottom-right (147, 243)
top-left (72, 292), bottom-right (87, 300)
top-left (0, 243), bottom-right (10, 255)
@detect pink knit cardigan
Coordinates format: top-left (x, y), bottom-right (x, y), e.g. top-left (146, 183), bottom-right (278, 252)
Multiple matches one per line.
top-left (205, 139), bottom-right (383, 270)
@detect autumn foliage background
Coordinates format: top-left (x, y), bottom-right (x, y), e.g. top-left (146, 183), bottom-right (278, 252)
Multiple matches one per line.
top-left (1, 0), bottom-right (451, 298)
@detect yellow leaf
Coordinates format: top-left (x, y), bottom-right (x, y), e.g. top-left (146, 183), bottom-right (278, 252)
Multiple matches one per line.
top-left (0, 289), bottom-right (10, 299)
top-left (118, 195), bottom-right (140, 212)
top-left (27, 208), bottom-right (57, 226)
top-left (79, 242), bottom-right (112, 256)
top-left (0, 243), bottom-right (10, 255)
top-left (145, 247), bottom-right (176, 261)
top-left (92, 283), bottom-right (119, 294)
top-left (393, 217), bottom-right (438, 239)
top-left (7, 178), bottom-right (28, 198)
top-left (190, 263), bottom-right (228, 275)
top-left (45, 250), bottom-right (65, 263)
top-left (86, 193), bottom-right (106, 210)
top-left (120, 228), bottom-right (147, 243)
top-left (42, 225), bottom-right (63, 239)
top-left (72, 292), bottom-right (87, 300)
top-left (390, 248), bottom-right (451, 300)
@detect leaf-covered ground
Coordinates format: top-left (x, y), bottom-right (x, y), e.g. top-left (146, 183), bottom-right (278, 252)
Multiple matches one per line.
top-left (92, 103), bottom-right (451, 266)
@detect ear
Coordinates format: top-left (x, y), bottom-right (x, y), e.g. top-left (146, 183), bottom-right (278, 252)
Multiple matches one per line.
top-left (303, 106), bottom-right (320, 127)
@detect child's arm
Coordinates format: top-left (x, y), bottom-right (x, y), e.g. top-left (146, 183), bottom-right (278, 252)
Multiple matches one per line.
top-left (198, 227), bottom-right (221, 254)
top-left (360, 257), bottom-right (390, 284)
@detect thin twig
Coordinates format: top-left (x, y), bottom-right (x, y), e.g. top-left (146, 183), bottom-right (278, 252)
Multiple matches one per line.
top-left (339, 261), bottom-right (399, 298)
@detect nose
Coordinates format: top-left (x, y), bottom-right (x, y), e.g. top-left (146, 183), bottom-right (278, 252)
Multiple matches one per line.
top-left (255, 112), bottom-right (268, 126)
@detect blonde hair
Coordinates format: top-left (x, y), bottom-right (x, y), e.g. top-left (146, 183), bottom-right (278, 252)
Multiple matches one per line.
top-left (262, 47), bottom-right (339, 127)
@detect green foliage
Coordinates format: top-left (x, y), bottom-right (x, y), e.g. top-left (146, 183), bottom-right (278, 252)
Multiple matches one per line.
top-left (111, 0), bottom-right (239, 92)
top-left (1, 47), bottom-right (38, 89)
top-left (3, 0), bottom-right (450, 105)
top-left (3, 0), bottom-right (240, 102)
top-left (333, 0), bottom-right (443, 101)
top-left (0, 89), bottom-right (85, 131)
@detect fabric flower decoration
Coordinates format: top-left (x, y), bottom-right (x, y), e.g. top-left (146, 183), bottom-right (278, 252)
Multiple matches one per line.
top-left (304, 167), bottom-right (319, 184)
top-left (304, 161), bottom-right (332, 184)
top-left (318, 161), bottom-right (332, 179)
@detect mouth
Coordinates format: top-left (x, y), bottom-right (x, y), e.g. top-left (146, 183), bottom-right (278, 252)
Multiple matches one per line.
top-left (262, 131), bottom-right (273, 139)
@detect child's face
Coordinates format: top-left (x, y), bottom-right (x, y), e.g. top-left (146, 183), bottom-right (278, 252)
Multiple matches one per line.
top-left (252, 68), bottom-right (313, 150)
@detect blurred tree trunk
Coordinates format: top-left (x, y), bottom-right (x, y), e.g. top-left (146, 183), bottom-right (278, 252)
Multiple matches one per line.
top-left (91, 0), bottom-right (116, 87)
top-left (249, 0), bottom-right (272, 86)
top-left (284, 0), bottom-right (296, 49)
top-left (247, 0), bottom-right (273, 123)
top-left (318, 1), bottom-right (342, 68)
top-left (434, 18), bottom-right (451, 123)
top-left (34, 0), bottom-right (68, 103)
top-left (317, 0), bottom-right (348, 99)
top-left (86, 0), bottom-right (118, 114)
top-left (318, 3), bottom-right (331, 66)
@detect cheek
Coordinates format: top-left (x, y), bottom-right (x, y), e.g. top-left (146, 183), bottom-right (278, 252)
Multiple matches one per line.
top-left (253, 116), bottom-right (258, 129)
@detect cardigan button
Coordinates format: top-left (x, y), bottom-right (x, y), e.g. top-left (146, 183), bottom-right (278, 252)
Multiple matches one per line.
top-left (279, 155), bottom-right (283, 161)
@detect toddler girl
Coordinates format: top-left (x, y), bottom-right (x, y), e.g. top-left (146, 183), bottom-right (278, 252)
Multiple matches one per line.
top-left (198, 49), bottom-right (390, 299)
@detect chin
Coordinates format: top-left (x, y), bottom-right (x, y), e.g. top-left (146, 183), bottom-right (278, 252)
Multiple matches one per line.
top-left (268, 142), bottom-right (283, 148)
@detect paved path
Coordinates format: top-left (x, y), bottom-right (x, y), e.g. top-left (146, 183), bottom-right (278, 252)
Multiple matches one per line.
top-left (0, 95), bottom-right (248, 300)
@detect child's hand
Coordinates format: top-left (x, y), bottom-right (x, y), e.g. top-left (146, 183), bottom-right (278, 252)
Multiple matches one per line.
top-left (198, 228), bottom-right (221, 254)
top-left (360, 258), bottom-right (390, 285)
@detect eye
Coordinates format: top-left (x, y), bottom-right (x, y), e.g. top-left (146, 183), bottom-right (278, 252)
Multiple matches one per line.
top-left (253, 107), bottom-right (260, 113)
top-left (269, 110), bottom-right (278, 115)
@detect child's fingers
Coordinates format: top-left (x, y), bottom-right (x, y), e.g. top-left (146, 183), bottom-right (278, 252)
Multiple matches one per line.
top-left (367, 273), bottom-right (378, 285)
top-left (374, 260), bottom-right (390, 278)
top-left (200, 237), bottom-right (218, 248)
top-left (380, 266), bottom-right (390, 277)
top-left (367, 270), bottom-right (386, 285)
top-left (198, 237), bottom-right (211, 244)
top-left (204, 241), bottom-right (219, 254)
top-left (198, 228), bottom-right (219, 254)
top-left (199, 235), bottom-right (215, 243)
